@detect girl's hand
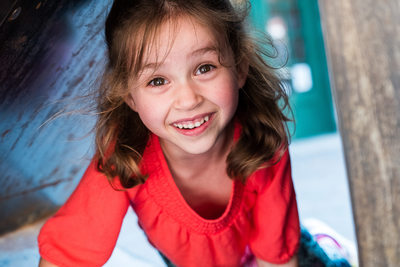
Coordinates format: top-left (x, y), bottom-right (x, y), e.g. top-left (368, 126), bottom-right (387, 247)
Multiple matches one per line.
top-left (256, 255), bottom-right (298, 267)
top-left (38, 257), bottom-right (58, 267)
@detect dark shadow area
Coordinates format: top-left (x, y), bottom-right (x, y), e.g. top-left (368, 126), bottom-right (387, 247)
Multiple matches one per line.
top-left (0, 0), bottom-right (111, 235)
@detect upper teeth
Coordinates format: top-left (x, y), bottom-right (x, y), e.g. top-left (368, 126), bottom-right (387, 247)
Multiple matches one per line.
top-left (173, 115), bottom-right (209, 129)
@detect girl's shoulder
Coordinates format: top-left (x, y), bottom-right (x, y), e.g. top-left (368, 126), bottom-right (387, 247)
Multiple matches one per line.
top-left (245, 148), bottom-right (291, 192)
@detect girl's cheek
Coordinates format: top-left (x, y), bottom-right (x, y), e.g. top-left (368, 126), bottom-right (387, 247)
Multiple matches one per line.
top-left (137, 95), bottom-right (169, 118)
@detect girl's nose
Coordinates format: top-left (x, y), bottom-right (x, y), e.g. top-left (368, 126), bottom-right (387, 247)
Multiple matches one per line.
top-left (173, 82), bottom-right (203, 110)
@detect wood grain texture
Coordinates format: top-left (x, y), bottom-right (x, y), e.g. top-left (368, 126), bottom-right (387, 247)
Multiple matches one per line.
top-left (318, 0), bottom-right (400, 266)
top-left (0, 0), bottom-right (112, 234)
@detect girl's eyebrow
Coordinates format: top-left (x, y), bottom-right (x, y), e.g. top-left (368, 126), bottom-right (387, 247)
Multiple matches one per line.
top-left (141, 62), bottom-right (159, 72)
top-left (190, 45), bottom-right (218, 57)
top-left (141, 45), bottom-right (218, 72)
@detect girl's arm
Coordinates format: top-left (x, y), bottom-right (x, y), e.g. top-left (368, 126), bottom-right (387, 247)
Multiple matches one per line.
top-left (37, 160), bottom-right (130, 266)
top-left (39, 257), bottom-right (58, 267)
top-left (256, 255), bottom-right (298, 267)
top-left (250, 150), bottom-right (300, 265)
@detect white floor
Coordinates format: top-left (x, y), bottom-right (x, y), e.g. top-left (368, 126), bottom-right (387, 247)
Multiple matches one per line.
top-left (290, 133), bottom-right (356, 244)
top-left (0, 132), bottom-right (357, 267)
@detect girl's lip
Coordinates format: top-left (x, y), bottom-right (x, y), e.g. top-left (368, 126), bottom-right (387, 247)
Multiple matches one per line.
top-left (171, 113), bottom-right (215, 136)
top-left (170, 112), bottom-right (214, 125)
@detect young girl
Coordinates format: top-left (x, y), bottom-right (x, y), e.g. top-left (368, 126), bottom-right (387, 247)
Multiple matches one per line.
top-left (38, 0), bottom-right (300, 266)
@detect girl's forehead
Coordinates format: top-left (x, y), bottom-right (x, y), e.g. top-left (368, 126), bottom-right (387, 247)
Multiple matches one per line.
top-left (142, 16), bottom-right (222, 64)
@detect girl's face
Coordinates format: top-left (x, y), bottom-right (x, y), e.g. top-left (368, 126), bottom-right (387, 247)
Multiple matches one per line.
top-left (125, 16), bottom-right (247, 158)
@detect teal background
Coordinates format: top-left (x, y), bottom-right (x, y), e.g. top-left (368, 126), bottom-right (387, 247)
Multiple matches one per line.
top-left (249, 0), bottom-right (336, 139)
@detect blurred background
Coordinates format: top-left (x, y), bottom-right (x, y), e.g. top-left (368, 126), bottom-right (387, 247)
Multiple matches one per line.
top-left (0, 0), bottom-right (356, 266)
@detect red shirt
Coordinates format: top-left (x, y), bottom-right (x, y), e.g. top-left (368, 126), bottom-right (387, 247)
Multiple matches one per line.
top-left (38, 132), bottom-right (300, 267)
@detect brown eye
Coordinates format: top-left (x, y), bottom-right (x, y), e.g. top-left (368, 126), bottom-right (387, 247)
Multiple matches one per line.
top-left (196, 64), bottom-right (215, 75)
top-left (148, 77), bottom-right (167, 86)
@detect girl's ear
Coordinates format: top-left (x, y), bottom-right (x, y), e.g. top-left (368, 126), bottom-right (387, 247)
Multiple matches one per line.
top-left (237, 59), bottom-right (249, 88)
top-left (124, 93), bottom-right (137, 112)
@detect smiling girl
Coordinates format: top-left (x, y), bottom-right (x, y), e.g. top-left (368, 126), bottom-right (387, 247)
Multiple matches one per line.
top-left (38, 0), bottom-right (300, 266)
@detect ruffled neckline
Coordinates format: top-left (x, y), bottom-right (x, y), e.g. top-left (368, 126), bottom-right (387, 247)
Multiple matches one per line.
top-left (143, 133), bottom-right (245, 235)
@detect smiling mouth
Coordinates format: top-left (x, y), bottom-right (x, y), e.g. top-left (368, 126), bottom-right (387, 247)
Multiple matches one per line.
top-left (172, 115), bottom-right (210, 130)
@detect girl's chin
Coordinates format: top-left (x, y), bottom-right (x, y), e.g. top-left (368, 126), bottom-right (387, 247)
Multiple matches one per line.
top-left (160, 137), bottom-right (218, 157)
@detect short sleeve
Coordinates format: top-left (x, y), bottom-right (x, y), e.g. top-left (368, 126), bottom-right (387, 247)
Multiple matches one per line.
top-left (249, 149), bottom-right (300, 264)
top-left (38, 160), bottom-right (130, 267)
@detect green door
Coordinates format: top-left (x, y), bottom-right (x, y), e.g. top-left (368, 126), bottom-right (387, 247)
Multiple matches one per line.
top-left (249, 0), bottom-right (336, 139)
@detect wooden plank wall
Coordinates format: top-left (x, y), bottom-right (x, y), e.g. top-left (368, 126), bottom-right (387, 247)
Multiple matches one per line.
top-left (318, 0), bottom-right (400, 266)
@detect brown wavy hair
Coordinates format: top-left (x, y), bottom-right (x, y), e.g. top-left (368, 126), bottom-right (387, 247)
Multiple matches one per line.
top-left (95, 0), bottom-right (292, 187)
